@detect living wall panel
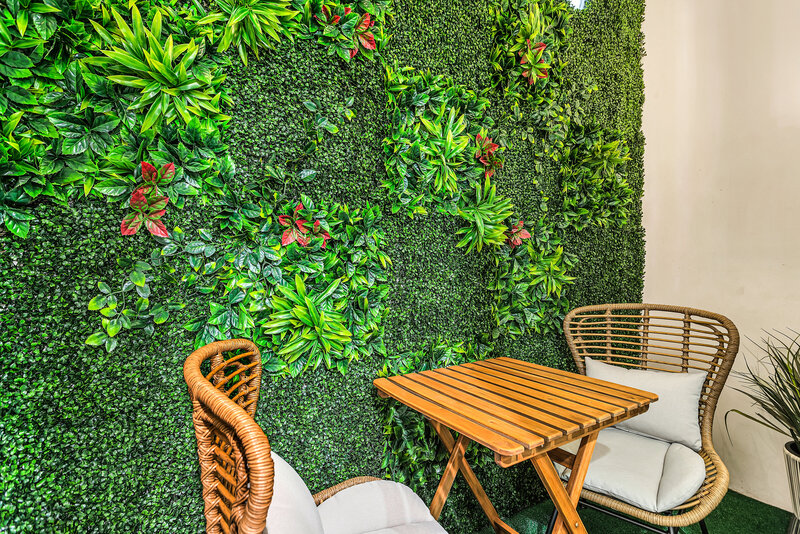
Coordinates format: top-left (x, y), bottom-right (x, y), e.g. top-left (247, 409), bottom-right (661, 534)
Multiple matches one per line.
top-left (0, 0), bottom-right (645, 532)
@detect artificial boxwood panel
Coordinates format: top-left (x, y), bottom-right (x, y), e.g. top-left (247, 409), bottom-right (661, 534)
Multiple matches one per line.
top-left (0, 0), bottom-right (645, 532)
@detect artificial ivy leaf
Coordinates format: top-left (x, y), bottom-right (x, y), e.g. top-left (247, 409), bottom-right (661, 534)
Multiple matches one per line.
top-left (1, 50), bottom-right (34, 68)
top-left (6, 86), bottom-right (37, 105)
top-left (88, 295), bottom-right (107, 310)
top-left (129, 270), bottom-right (146, 287)
top-left (85, 332), bottom-right (108, 346)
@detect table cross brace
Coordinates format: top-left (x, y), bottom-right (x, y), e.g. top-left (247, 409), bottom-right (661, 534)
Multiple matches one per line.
top-left (428, 420), bottom-right (517, 534)
top-left (532, 431), bottom-right (599, 534)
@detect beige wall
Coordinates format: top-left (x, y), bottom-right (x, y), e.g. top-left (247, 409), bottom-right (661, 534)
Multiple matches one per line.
top-left (642, 0), bottom-right (800, 511)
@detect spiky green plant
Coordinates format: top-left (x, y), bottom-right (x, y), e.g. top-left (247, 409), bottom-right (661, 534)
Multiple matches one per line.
top-left (456, 177), bottom-right (514, 254)
top-left (728, 332), bottom-right (800, 450)
top-left (262, 274), bottom-right (352, 372)
top-left (85, 5), bottom-right (229, 132)
top-left (201, 0), bottom-right (298, 66)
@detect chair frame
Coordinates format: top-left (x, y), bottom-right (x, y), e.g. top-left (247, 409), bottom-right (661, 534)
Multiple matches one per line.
top-left (184, 339), bottom-right (378, 534)
top-left (559, 303), bottom-right (740, 533)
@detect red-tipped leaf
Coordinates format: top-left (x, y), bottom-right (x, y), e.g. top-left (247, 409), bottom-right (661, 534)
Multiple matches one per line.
top-left (130, 188), bottom-right (148, 210)
top-left (148, 195), bottom-right (169, 211)
top-left (282, 229), bottom-right (296, 246)
top-left (159, 162), bottom-right (175, 183)
top-left (141, 161), bottom-right (158, 183)
top-left (356, 13), bottom-right (371, 31)
top-left (121, 212), bottom-right (143, 235)
top-left (145, 217), bottom-right (168, 238)
top-left (358, 32), bottom-right (376, 50)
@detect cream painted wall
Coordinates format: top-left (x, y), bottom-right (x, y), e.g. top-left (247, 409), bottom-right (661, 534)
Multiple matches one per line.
top-left (642, 0), bottom-right (800, 511)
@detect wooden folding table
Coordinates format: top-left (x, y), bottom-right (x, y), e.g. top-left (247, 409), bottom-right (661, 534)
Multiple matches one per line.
top-left (373, 356), bottom-right (658, 534)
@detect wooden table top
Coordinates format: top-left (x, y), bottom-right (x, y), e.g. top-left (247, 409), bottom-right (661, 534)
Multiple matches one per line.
top-left (374, 356), bottom-right (658, 466)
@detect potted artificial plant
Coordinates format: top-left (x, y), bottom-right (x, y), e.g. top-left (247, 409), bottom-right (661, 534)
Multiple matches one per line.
top-left (730, 332), bottom-right (800, 533)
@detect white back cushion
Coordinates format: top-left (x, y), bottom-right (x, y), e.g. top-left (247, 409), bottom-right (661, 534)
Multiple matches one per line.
top-left (585, 357), bottom-right (706, 450)
top-left (264, 452), bottom-right (324, 534)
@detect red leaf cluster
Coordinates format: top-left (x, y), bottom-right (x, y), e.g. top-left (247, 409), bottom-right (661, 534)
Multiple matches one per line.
top-left (278, 203), bottom-right (331, 248)
top-left (475, 134), bottom-right (503, 179)
top-left (520, 41), bottom-right (549, 85)
top-left (350, 13), bottom-right (377, 58)
top-left (505, 220), bottom-right (532, 248)
top-left (120, 161), bottom-right (174, 238)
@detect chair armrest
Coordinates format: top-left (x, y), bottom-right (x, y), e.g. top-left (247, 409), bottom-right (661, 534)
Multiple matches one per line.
top-left (313, 476), bottom-right (382, 505)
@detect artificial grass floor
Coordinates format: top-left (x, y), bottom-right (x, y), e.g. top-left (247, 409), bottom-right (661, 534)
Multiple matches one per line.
top-left (477, 490), bottom-right (791, 534)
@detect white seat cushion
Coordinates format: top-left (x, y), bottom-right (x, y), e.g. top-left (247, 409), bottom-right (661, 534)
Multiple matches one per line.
top-left (317, 480), bottom-right (446, 534)
top-left (265, 452), bottom-right (324, 534)
top-left (556, 428), bottom-right (706, 513)
top-left (585, 357), bottom-right (707, 450)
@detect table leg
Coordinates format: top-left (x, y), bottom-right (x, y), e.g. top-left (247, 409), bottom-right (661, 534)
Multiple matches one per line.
top-left (531, 431), bottom-right (599, 534)
top-left (429, 420), bottom-right (517, 534)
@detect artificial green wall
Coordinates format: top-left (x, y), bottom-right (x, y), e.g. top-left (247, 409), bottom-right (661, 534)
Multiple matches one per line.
top-left (0, 0), bottom-right (644, 532)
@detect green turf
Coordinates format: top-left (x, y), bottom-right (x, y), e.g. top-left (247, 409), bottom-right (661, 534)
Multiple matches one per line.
top-left (477, 490), bottom-right (791, 534)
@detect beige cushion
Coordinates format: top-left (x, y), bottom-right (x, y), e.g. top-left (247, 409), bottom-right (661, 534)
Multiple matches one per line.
top-left (556, 428), bottom-right (706, 513)
top-left (317, 480), bottom-right (446, 534)
top-left (264, 452), bottom-right (324, 534)
top-left (585, 357), bottom-right (706, 450)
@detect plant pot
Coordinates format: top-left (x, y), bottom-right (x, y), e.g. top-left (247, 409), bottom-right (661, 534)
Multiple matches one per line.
top-left (784, 442), bottom-right (800, 533)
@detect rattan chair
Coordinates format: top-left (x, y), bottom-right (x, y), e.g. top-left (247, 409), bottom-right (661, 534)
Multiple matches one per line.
top-left (184, 339), bottom-right (384, 534)
top-left (558, 303), bottom-right (739, 534)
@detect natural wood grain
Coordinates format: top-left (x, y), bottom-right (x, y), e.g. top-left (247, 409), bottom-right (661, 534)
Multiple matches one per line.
top-left (493, 357), bottom-right (655, 402)
top-left (406, 373), bottom-right (564, 441)
top-left (425, 368), bottom-right (594, 431)
top-left (531, 453), bottom-right (587, 534)
top-left (429, 434), bottom-right (469, 520)
top-left (374, 375), bottom-right (524, 455)
top-left (470, 360), bottom-right (640, 413)
top-left (428, 421), bottom-right (517, 534)
top-left (551, 432), bottom-right (598, 534)
top-left (446, 364), bottom-right (616, 422)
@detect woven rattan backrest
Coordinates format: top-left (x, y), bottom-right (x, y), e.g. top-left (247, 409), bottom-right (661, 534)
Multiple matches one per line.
top-left (184, 339), bottom-right (273, 534)
top-left (563, 304), bottom-right (739, 444)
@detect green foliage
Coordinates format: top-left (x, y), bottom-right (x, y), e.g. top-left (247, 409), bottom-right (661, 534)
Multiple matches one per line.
top-left (489, 216), bottom-right (575, 339)
top-left (382, 64), bottom-right (495, 216)
top-left (489, 0), bottom-right (572, 110)
top-left (123, 190), bottom-right (394, 377)
top-left (301, 95), bottom-right (355, 154)
top-left (558, 121), bottom-right (633, 230)
top-left (728, 332), bottom-right (800, 450)
top-left (263, 274), bottom-right (352, 371)
top-left (84, 4), bottom-right (230, 133)
top-left (292, 0), bottom-right (392, 61)
top-left (0, 0), bottom-right (646, 532)
top-left (85, 256), bottom-right (185, 353)
top-left (212, 0), bottom-right (298, 65)
top-left (456, 177), bottom-right (514, 253)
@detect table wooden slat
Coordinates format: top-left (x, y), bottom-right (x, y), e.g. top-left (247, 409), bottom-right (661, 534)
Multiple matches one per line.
top-left (447, 364), bottom-right (617, 423)
top-left (495, 357), bottom-right (655, 402)
top-left (473, 360), bottom-right (639, 412)
top-left (374, 357), bottom-right (658, 459)
top-left (377, 376), bottom-right (525, 455)
top-left (389, 375), bottom-right (549, 447)
top-left (409, 373), bottom-right (565, 441)
top-left (423, 368), bottom-right (590, 432)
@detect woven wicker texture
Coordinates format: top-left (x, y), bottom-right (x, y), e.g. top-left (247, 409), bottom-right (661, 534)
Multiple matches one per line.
top-left (563, 303), bottom-right (740, 528)
top-left (185, 339), bottom-right (381, 533)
